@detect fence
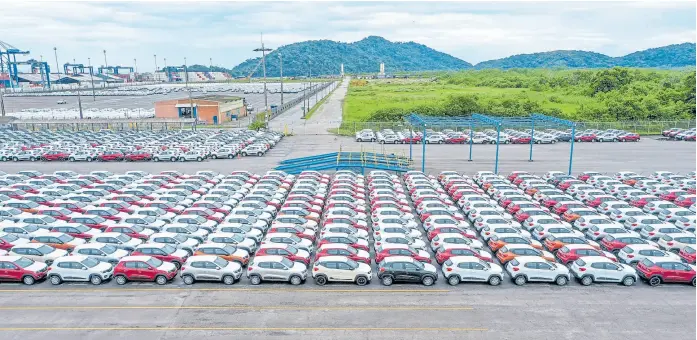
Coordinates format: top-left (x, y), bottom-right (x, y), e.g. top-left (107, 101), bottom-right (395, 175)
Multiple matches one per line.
top-left (316, 120), bottom-right (697, 136)
top-left (267, 81), bottom-right (336, 121)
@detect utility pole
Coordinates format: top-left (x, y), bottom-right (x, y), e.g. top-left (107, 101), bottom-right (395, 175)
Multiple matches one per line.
top-left (209, 57), bottom-right (212, 70)
top-left (253, 33), bottom-right (272, 128)
top-left (0, 87), bottom-right (6, 117)
top-left (103, 50), bottom-right (108, 68)
top-left (134, 58), bottom-right (137, 77)
top-left (87, 57), bottom-right (96, 101)
top-left (307, 60), bottom-right (312, 116)
top-left (185, 57), bottom-right (195, 130)
top-left (77, 83), bottom-right (83, 119)
top-left (154, 54), bottom-right (158, 81)
top-left (53, 47), bottom-right (60, 79)
top-left (279, 52), bottom-right (284, 106)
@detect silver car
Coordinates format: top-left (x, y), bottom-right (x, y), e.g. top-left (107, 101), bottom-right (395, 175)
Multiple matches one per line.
top-left (72, 243), bottom-right (130, 265)
top-left (180, 255), bottom-right (242, 285)
top-left (246, 255), bottom-right (308, 285)
top-left (48, 255), bottom-right (114, 285)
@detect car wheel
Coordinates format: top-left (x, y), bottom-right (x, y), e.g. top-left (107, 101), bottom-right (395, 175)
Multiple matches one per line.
top-left (381, 275), bottom-right (394, 286)
top-left (155, 275), bottom-right (168, 285)
top-left (220, 275), bottom-right (235, 285)
top-left (438, 140), bottom-right (444, 144)
top-left (241, 152), bottom-right (247, 157)
top-left (90, 275), bottom-right (103, 285)
top-left (314, 275), bottom-right (328, 286)
top-left (371, 138), bottom-right (376, 142)
top-left (12, 157), bottom-right (18, 161)
top-left (692, 277), bottom-right (696, 287)
top-left (513, 275), bottom-right (527, 286)
top-left (49, 275), bottom-right (62, 285)
top-left (648, 275), bottom-right (661, 286)
top-left (447, 275), bottom-right (460, 286)
top-left (551, 140), bottom-right (557, 144)
top-left (227, 154), bottom-right (234, 159)
top-left (153, 157), bottom-right (159, 162)
top-left (249, 275), bottom-right (262, 285)
top-left (69, 157), bottom-right (75, 162)
top-left (182, 275), bottom-right (195, 285)
top-left (197, 157), bottom-right (203, 162)
top-left (379, 140), bottom-right (385, 144)
top-left (211, 155), bottom-right (218, 159)
top-left (488, 275), bottom-right (502, 286)
top-left (421, 276), bottom-right (435, 286)
top-left (22, 275), bottom-right (36, 285)
top-left (355, 276), bottom-right (368, 286)
top-left (357, 138), bottom-right (363, 142)
top-left (171, 262), bottom-right (181, 270)
top-left (622, 276), bottom-right (635, 286)
top-left (115, 275), bottom-right (128, 285)
top-left (555, 275), bottom-right (568, 286)
top-left (179, 158), bottom-right (185, 162)
top-left (580, 275), bottom-right (593, 286)
top-left (289, 275), bottom-right (303, 285)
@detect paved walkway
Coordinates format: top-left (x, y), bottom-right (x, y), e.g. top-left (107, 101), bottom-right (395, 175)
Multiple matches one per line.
top-left (269, 78), bottom-right (347, 135)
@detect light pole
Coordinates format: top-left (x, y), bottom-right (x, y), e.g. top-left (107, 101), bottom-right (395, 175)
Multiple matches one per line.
top-left (253, 36), bottom-right (272, 128)
top-left (209, 57), bottom-right (212, 70)
top-left (154, 54), bottom-right (158, 81)
top-left (87, 57), bottom-right (96, 101)
top-left (279, 52), bottom-right (284, 106)
top-left (185, 57), bottom-right (195, 129)
top-left (0, 87), bottom-right (5, 117)
top-left (134, 58), bottom-right (137, 81)
top-left (103, 50), bottom-right (108, 68)
top-left (53, 47), bottom-right (60, 88)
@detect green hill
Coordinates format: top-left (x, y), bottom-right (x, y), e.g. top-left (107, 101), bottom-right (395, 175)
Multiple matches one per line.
top-left (230, 36), bottom-right (472, 77)
top-left (474, 43), bottom-right (696, 69)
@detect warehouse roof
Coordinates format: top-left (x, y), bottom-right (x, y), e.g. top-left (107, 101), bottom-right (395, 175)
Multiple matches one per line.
top-left (193, 95), bottom-right (242, 103)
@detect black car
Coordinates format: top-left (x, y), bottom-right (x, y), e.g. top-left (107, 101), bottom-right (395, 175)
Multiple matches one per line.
top-left (377, 257), bottom-right (438, 286)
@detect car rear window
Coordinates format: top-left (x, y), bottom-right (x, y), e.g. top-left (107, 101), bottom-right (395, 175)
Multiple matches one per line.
top-left (443, 259), bottom-right (453, 266)
top-left (574, 258), bottom-right (586, 266)
top-left (621, 246), bottom-right (634, 254)
top-left (509, 259), bottom-right (519, 266)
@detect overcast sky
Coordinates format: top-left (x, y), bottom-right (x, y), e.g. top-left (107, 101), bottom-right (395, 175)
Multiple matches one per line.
top-left (2, 1), bottom-right (694, 71)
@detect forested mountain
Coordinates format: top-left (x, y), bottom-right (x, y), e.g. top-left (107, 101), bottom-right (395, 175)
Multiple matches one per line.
top-left (230, 36), bottom-right (472, 77)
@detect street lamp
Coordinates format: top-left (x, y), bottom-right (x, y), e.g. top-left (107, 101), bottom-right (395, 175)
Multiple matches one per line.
top-left (279, 52), bottom-right (284, 106)
top-left (87, 57), bottom-right (96, 101)
top-left (253, 37), bottom-right (272, 128)
top-left (103, 49), bottom-right (108, 68)
top-left (53, 47), bottom-right (60, 80)
top-left (185, 57), bottom-right (195, 129)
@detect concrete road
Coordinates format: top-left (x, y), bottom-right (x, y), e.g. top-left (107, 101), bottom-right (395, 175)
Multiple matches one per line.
top-left (0, 135), bottom-right (693, 175)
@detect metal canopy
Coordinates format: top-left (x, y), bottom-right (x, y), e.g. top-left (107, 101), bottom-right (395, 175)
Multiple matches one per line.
top-left (404, 113), bottom-right (577, 175)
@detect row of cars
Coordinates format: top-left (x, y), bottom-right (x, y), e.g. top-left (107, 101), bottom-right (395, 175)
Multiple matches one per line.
top-left (0, 129), bottom-right (282, 162)
top-left (662, 128), bottom-right (696, 141)
top-left (0, 167), bottom-right (694, 287)
top-left (356, 128), bottom-right (640, 145)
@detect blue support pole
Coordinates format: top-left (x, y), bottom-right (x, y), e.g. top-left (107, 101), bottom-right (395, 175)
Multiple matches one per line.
top-left (568, 124), bottom-right (576, 175)
top-left (468, 122), bottom-right (474, 162)
top-left (529, 118), bottom-right (535, 162)
top-left (421, 124), bottom-right (427, 173)
top-left (409, 128), bottom-right (413, 161)
top-left (494, 124), bottom-right (501, 174)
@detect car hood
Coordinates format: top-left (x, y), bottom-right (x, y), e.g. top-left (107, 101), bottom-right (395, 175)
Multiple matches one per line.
top-left (173, 249), bottom-right (189, 258)
top-left (95, 262), bottom-right (113, 272)
top-left (48, 248), bottom-right (69, 259)
top-left (113, 249), bottom-right (130, 258)
top-left (27, 262), bottom-right (48, 272)
top-left (423, 263), bottom-right (437, 273)
top-left (158, 262), bottom-right (177, 272)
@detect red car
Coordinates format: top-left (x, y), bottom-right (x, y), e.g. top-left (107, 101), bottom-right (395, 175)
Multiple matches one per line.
top-left (685, 134), bottom-right (696, 141)
top-left (427, 226), bottom-right (474, 241)
top-left (113, 256), bottom-right (178, 285)
top-left (42, 151), bottom-right (70, 161)
top-left (574, 134), bottom-right (596, 142)
top-left (662, 128), bottom-right (683, 137)
top-left (313, 245), bottom-right (369, 264)
top-left (599, 235), bottom-right (650, 254)
top-left (636, 258), bottom-right (696, 286)
top-left (98, 151), bottom-right (124, 162)
top-left (511, 136), bottom-right (531, 144)
top-left (555, 245), bottom-right (617, 264)
top-left (125, 152), bottom-right (152, 162)
top-left (679, 246), bottom-right (696, 264)
top-left (675, 196), bottom-right (696, 208)
top-left (0, 233), bottom-right (27, 251)
top-left (401, 136), bottom-right (422, 144)
top-left (577, 172), bottom-right (602, 182)
top-left (584, 196), bottom-right (616, 208)
top-left (322, 217), bottom-right (368, 231)
top-left (435, 246), bottom-right (491, 264)
top-left (257, 244), bottom-right (311, 265)
top-left (659, 191), bottom-right (688, 202)
top-left (558, 180), bottom-right (584, 191)
top-left (617, 133), bottom-right (640, 142)
top-left (445, 136), bottom-right (467, 144)
top-left (0, 256), bottom-right (48, 284)
top-left (374, 246), bottom-right (431, 263)
top-left (552, 203), bottom-right (585, 215)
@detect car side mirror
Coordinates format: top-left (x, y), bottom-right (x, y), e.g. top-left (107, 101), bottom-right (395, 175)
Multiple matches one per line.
top-left (216, 266), bottom-right (221, 270)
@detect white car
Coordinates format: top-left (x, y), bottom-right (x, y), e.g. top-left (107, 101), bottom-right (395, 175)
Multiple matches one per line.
top-left (656, 233), bottom-right (696, 253)
top-left (574, 216), bottom-right (623, 232)
top-left (149, 232), bottom-right (201, 254)
top-left (569, 256), bottom-right (637, 286)
top-left (505, 256), bottom-right (570, 286)
top-left (430, 233), bottom-right (483, 251)
top-left (48, 255), bottom-right (113, 285)
top-left (617, 244), bottom-right (682, 265)
top-left (8, 243), bottom-right (68, 265)
top-left (441, 256), bottom-right (503, 286)
top-left (180, 255), bottom-right (242, 285)
top-left (374, 232), bottom-right (426, 251)
top-left (92, 232), bottom-right (143, 252)
top-left (178, 151), bottom-right (206, 162)
top-left (312, 255), bottom-right (372, 286)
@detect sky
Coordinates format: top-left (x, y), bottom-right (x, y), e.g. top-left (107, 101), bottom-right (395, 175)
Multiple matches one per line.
top-left (1, 1), bottom-right (694, 72)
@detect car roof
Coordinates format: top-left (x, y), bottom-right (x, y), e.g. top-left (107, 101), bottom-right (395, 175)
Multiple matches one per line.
top-left (186, 255), bottom-right (218, 262)
top-left (578, 256), bottom-right (614, 263)
top-left (382, 256), bottom-right (415, 263)
top-left (54, 255), bottom-right (88, 262)
top-left (510, 256), bottom-right (547, 263)
top-left (252, 255), bottom-right (284, 262)
top-left (13, 243), bottom-right (48, 249)
top-left (448, 255), bottom-right (483, 263)
top-left (0, 255), bottom-right (24, 262)
top-left (121, 255), bottom-right (151, 262)
top-left (316, 255), bottom-right (350, 262)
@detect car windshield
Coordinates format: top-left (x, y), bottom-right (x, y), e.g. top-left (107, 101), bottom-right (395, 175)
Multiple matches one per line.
top-left (280, 257), bottom-right (294, 268)
top-left (285, 245), bottom-right (299, 254)
top-left (0, 233), bottom-right (19, 242)
top-left (288, 234), bottom-right (302, 243)
top-left (57, 234), bottom-right (74, 243)
top-left (81, 257), bottom-right (100, 268)
top-left (15, 257), bottom-right (35, 268)
top-left (146, 258), bottom-right (163, 268)
top-left (173, 234), bottom-right (188, 242)
top-left (37, 244), bottom-right (55, 254)
top-left (23, 225), bottom-right (40, 232)
top-left (99, 244), bottom-right (118, 254)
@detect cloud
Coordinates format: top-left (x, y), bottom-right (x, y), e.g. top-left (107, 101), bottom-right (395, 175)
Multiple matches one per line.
top-left (0, 1), bottom-right (693, 69)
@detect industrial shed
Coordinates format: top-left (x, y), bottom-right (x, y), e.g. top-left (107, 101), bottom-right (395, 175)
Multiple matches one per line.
top-left (154, 95), bottom-right (248, 125)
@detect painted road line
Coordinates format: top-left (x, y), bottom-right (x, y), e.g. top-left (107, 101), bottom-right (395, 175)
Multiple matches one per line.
top-left (0, 327), bottom-right (488, 332)
top-left (0, 305), bottom-right (473, 311)
top-left (0, 288), bottom-right (450, 293)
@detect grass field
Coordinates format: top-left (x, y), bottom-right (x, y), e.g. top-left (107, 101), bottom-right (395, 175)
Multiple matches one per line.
top-left (343, 80), bottom-right (600, 122)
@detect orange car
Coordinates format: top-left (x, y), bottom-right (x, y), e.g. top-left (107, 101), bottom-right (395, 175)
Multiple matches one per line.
top-left (487, 235), bottom-right (543, 252)
top-left (5, 200), bottom-right (41, 214)
top-left (194, 244), bottom-right (250, 266)
top-left (30, 232), bottom-right (84, 252)
top-left (496, 244), bottom-right (556, 264)
top-left (543, 234), bottom-right (601, 252)
top-left (562, 209), bottom-right (600, 223)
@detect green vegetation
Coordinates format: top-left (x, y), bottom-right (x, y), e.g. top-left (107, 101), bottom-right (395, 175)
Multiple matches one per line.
top-left (344, 68), bottom-right (696, 122)
top-left (231, 36), bottom-right (471, 77)
top-left (475, 43), bottom-right (695, 69)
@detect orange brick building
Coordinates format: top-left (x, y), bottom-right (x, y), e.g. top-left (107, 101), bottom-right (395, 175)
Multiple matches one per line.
top-left (154, 95), bottom-right (247, 125)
